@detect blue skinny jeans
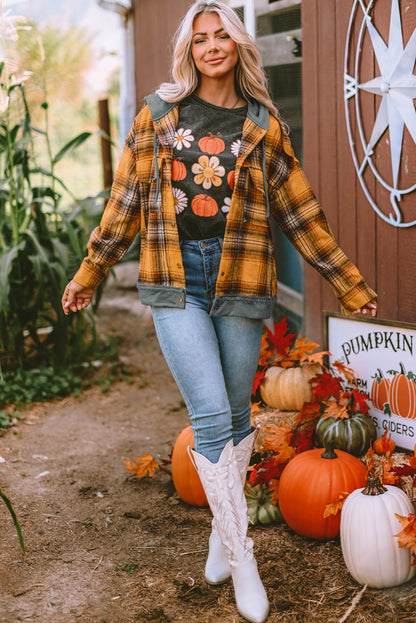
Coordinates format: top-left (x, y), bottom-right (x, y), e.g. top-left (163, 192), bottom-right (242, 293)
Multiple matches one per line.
top-left (151, 237), bottom-right (263, 463)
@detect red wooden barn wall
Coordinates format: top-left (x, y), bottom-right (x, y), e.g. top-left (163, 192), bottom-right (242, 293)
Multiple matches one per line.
top-left (132, 0), bottom-right (191, 108)
top-left (302, 0), bottom-right (416, 345)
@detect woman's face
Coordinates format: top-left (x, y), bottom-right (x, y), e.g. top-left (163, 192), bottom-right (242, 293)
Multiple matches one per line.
top-left (191, 12), bottom-right (239, 82)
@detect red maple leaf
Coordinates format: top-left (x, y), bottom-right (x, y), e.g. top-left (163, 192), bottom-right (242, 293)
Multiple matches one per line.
top-left (252, 368), bottom-right (266, 395)
top-left (395, 514), bottom-right (416, 565)
top-left (311, 372), bottom-right (343, 402)
top-left (248, 456), bottom-right (287, 486)
top-left (332, 360), bottom-right (357, 384)
top-left (291, 422), bottom-right (316, 452)
top-left (391, 464), bottom-right (416, 478)
top-left (350, 388), bottom-right (370, 415)
top-left (264, 317), bottom-right (296, 357)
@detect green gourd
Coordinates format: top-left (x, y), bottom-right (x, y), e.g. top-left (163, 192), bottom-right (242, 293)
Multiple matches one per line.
top-left (315, 411), bottom-right (376, 457)
top-left (244, 482), bottom-right (283, 525)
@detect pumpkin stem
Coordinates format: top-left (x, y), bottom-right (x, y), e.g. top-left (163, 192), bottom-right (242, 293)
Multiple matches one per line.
top-left (321, 443), bottom-right (338, 460)
top-left (362, 469), bottom-right (387, 496)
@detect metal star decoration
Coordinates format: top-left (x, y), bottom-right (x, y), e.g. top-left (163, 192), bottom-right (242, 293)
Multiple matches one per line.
top-left (359, 0), bottom-right (416, 189)
top-left (344, 0), bottom-right (416, 227)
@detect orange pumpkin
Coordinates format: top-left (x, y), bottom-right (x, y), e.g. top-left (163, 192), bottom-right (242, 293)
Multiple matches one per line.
top-left (171, 426), bottom-right (208, 506)
top-left (370, 369), bottom-right (390, 411)
top-left (373, 435), bottom-right (395, 455)
top-left (172, 158), bottom-right (186, 181)
top-left (227, 170), bottom-right (235, 190)
top-left (191, 194), bottom-right (218, 217)
top-left (198, 132), bottom-right (225, 154)
top-left (389, 364), bottom-right (416, 419)
top-left (278, 446), bottom-right (367, 539)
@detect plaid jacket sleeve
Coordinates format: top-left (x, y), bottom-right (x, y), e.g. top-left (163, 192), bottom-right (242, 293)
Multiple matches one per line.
top-left (72, 127), bottom-right (142, 290)
top-left (269, 131), bottom-right (376, 312)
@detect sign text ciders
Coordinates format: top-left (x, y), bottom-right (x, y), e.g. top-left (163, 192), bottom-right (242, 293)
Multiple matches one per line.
top-left (326, 314), bottom-right (416, 451)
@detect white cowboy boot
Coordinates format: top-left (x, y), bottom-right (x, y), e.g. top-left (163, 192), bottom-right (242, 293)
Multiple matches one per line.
top-left (204, 429), bottom-right (258, 585)
top-left (191, 439), bottom-right (269, 623)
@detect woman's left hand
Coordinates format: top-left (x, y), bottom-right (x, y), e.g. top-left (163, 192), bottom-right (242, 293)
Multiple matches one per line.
top-left (352, 300), bottom-right (377, 317)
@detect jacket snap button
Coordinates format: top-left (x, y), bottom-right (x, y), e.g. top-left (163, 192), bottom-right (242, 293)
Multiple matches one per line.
top-left (177, 263), bottom-right (181, 268)
top-left (221, 272), bottom-right (225, 276)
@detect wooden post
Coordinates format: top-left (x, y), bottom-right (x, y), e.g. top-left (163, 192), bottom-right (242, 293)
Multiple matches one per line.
top-left (98, 99), bottom-right (113, 191)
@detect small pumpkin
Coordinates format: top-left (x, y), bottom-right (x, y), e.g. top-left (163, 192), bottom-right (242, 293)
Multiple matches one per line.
top-left (315, 411), bottom-right (377, 457)
top-left (171, 426), bottom-right (208, 506)
top-left (278, 445), bottom-right (367, 539)
top-left (373, 433), bottom-right (395, 455)
top-left (389, 363), bottom-right (416, 419)
top-left (260, 363), bottom-right (321, 411)
top-left (191, 194), bottom-right (218, 217)
top-left (198, 132), bottom-right (225, 154)
top-left (171, 158), bottom-right (186, 181)
top-left (340, 472), bottom-right (416, 587)
top-left (370, 368), bottom-right (390, 411)
top-left (244, 482), bottom-right (283, 525)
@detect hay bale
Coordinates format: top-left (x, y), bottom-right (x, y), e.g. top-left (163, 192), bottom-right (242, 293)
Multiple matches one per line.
top-left (251, 407), bottom-right (299, 454)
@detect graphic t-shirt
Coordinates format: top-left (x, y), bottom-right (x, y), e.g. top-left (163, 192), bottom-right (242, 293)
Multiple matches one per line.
top-left (172, 93), bottom-right (247, 240)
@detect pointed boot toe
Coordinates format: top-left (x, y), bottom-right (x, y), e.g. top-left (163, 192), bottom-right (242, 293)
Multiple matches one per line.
top-left (232, 559), bottom-right (270, 623)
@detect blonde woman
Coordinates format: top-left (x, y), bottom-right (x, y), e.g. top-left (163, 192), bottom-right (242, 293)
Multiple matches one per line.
top-left (62, 2), bottom-right (376, 621)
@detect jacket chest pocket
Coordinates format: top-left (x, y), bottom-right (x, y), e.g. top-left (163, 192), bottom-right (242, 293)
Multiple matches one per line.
top-left (237, 165), bottom-right (266, 196)
top-left (136, 154), bottom-right (157, 185)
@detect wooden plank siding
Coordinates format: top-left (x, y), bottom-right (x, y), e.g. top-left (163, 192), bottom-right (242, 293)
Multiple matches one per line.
top-left (302, 0), bottom-right (416, 345)
top-left (302, 0), bottom-right (323, 340)
top-left (132, 0), bottom-right (190, 108)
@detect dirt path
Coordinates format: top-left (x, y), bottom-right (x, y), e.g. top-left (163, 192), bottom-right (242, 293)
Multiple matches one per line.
top-left (1, 266), bottom-right (415, 623)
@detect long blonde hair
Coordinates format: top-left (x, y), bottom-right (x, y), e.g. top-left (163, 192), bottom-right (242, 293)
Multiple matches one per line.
top-left (157, 0), bottom-right (279, 118)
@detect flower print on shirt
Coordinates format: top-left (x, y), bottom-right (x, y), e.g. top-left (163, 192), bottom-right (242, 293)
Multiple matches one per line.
top-left (221, 197), bottom-right (231, 215)
top-left (191, 155), bottom-right (225, 190)
top-left (230, 139), bottom-right (241, 157)
top-left (173, 128), bottom-right (195, 150)
top-left (172, 187), bottom-right (188, 214)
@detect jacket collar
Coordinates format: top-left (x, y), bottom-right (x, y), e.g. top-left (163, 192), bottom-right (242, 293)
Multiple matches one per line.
top-left (144, 92), bottom-right (270, 131)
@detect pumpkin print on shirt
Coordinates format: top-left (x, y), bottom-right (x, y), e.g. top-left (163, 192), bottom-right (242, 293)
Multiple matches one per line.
top-left (172, 93), bottom-right (246, 241)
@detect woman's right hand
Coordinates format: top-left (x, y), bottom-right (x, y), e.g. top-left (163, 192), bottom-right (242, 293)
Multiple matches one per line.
top-left (62, 280), bottom-right (95, 315)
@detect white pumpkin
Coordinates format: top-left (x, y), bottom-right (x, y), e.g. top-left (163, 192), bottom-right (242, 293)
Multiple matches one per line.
top-left (340, 474), bottom-right (416, 588)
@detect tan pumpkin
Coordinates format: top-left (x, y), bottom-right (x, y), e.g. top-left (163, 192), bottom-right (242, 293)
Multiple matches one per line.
top-left (260, 363), bottom-right (321, 411)
top-left (191, 194), bottom-right (218, 217)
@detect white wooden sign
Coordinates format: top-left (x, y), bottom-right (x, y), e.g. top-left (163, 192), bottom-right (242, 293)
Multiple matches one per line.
top-left (325, 313), bottom-right (416, 452)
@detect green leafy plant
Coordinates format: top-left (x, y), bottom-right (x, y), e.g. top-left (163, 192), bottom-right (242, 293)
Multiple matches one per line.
top-left (0, 485), bottom-right (25, 553)
top-left (115, 561), bottom-right (138, 575)
top-left (0, 16), bottom-right (111, 380)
